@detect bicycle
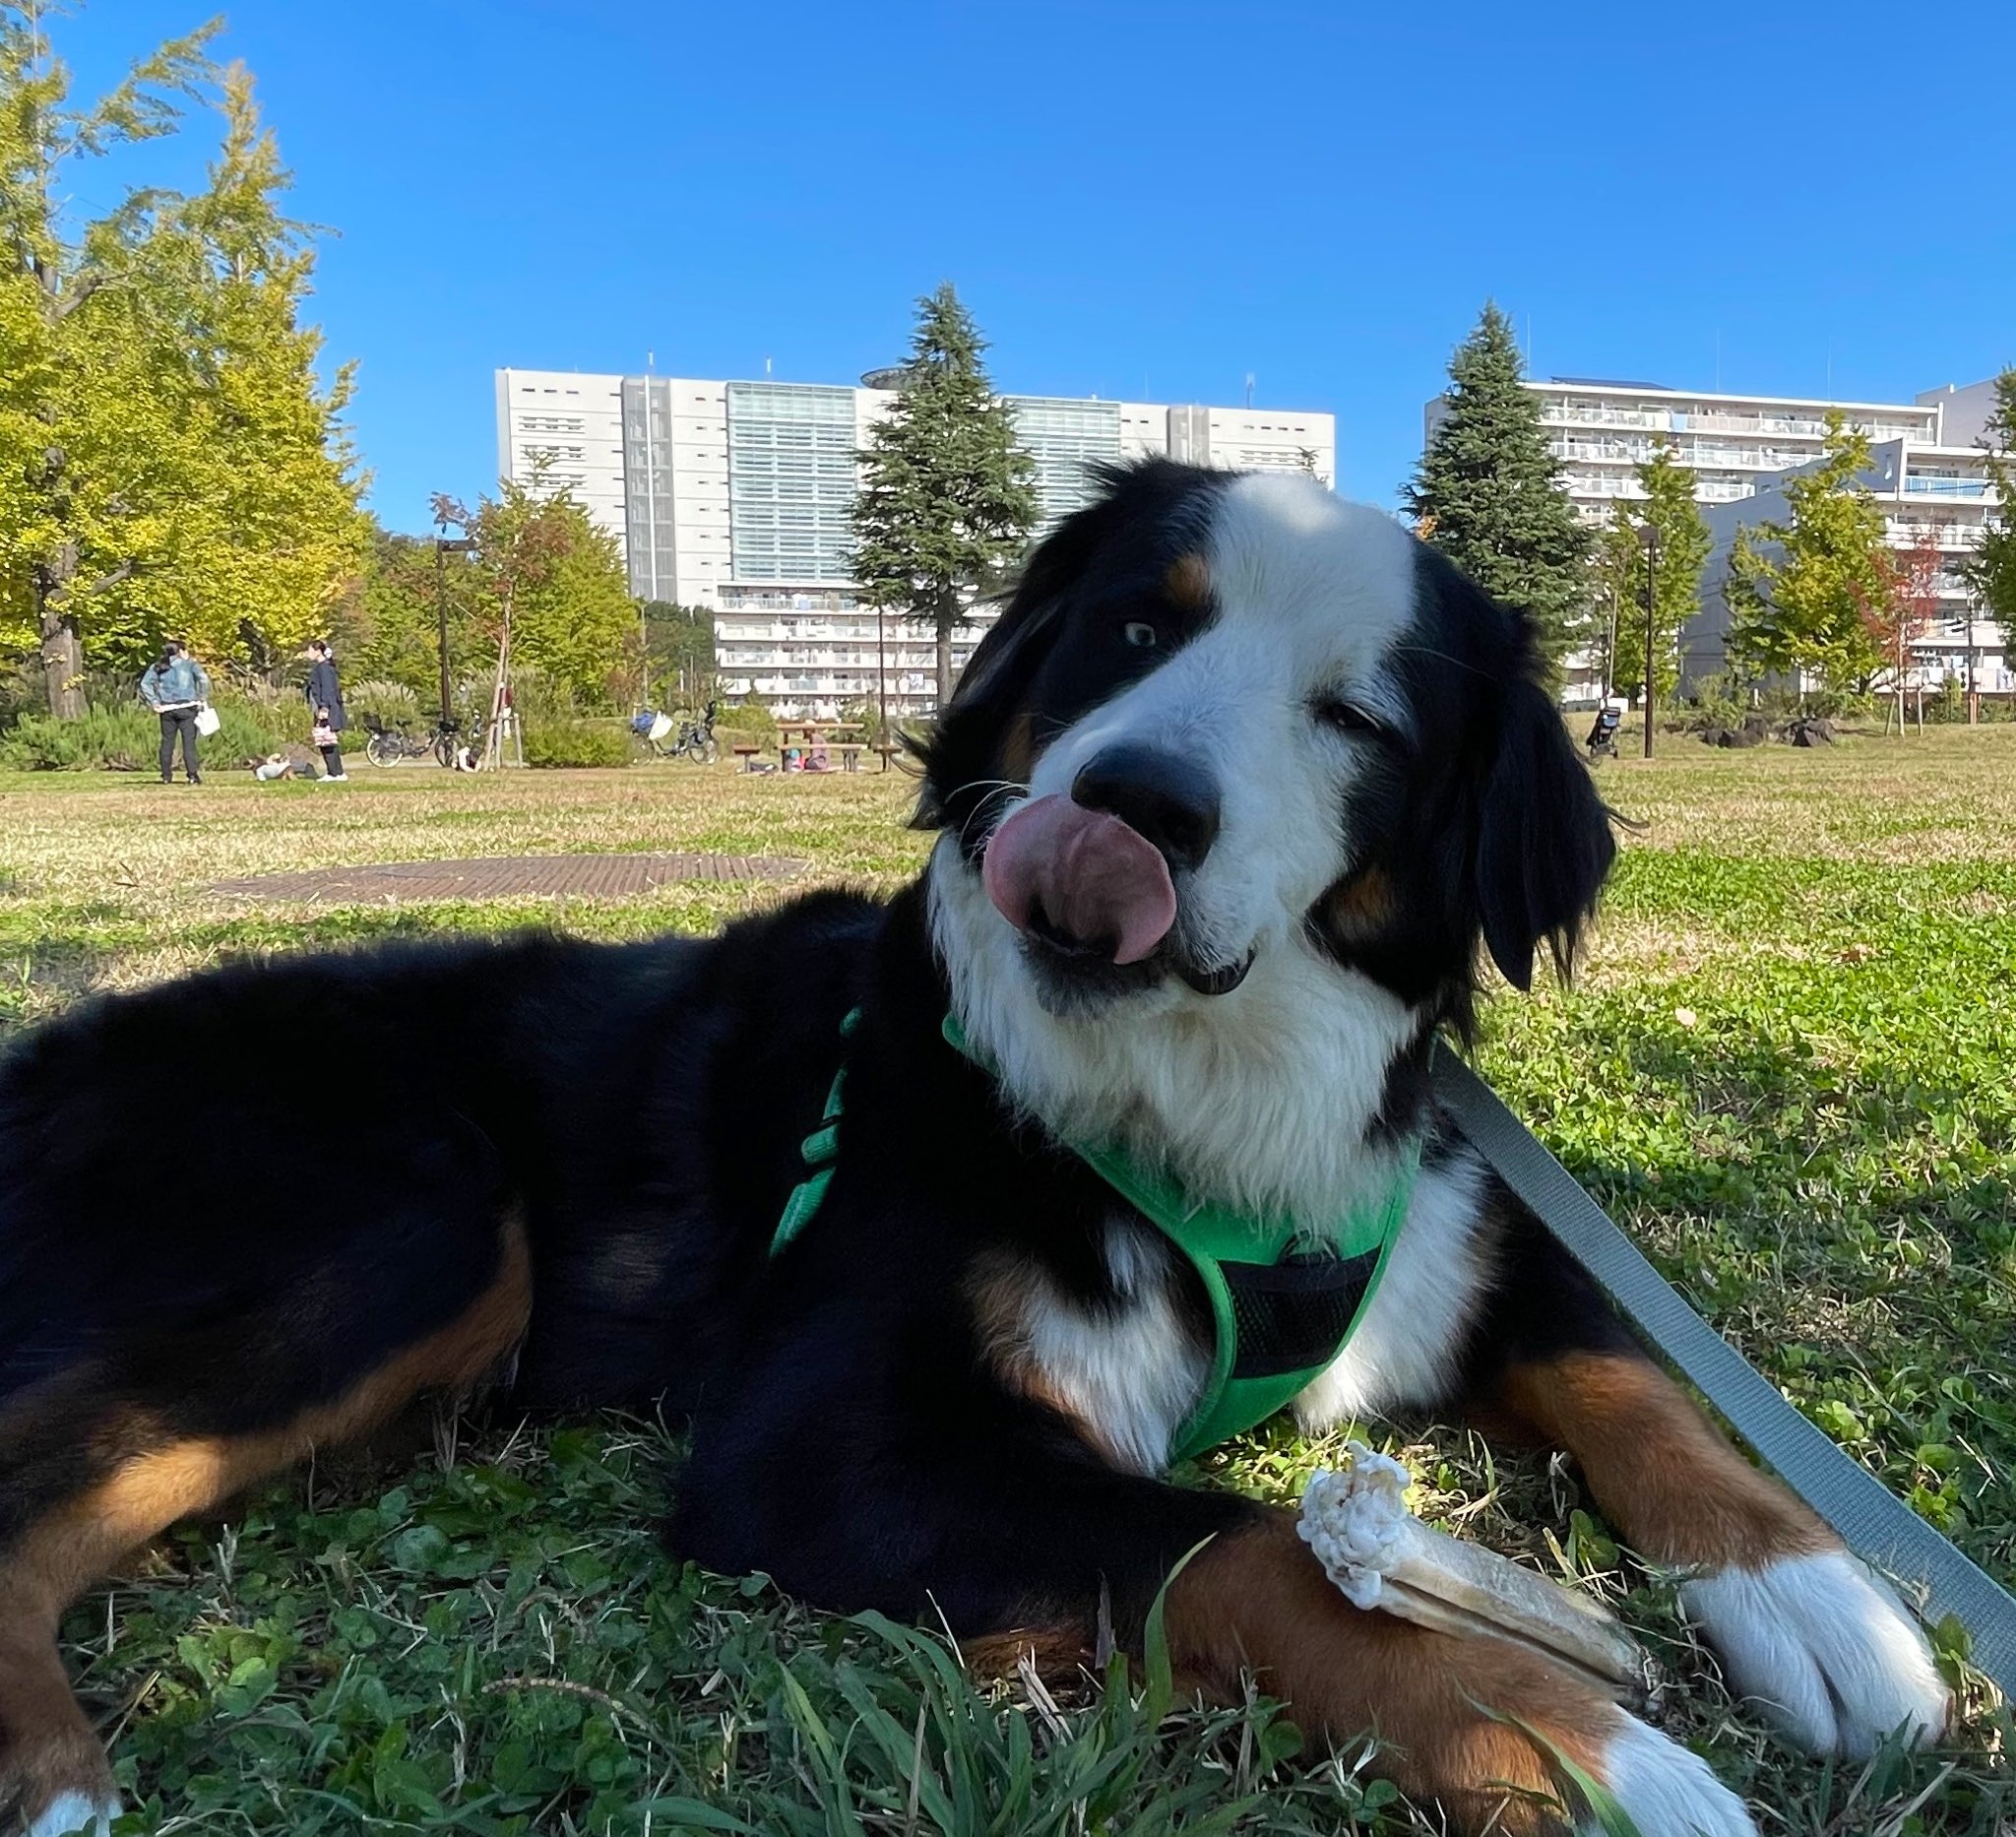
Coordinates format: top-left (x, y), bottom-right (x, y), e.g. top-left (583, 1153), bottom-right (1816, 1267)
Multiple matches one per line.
top-left (632, 702), bottom-right (719, 764)
top-left (362, 712), bottom-right (483, 768)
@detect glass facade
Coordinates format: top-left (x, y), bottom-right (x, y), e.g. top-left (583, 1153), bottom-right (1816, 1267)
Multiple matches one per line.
top-left (1008, 397), bottom-right (1124, 527)
top-left (621, 377), bottom-right (677, 602)
top-left (725, 381), bottom-right (857, 582)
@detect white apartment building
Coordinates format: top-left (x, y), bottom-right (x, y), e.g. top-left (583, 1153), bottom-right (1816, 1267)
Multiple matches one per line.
top-left (496, 368), bottom-right (1336, 717)
top-left (1424, 377), bottom-right (1961, 526)
top-left (1688, 423), bottom-right (2010, 699)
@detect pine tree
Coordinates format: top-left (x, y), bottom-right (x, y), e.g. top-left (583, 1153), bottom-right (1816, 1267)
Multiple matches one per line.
top-left (850, 285), bottom-right (1039, 707)
top-left (1958, 368), bottom-right (2016, 659)
top-left (1727, 413), bottom-right (1891, 703)
top-left (1404, 303), bottom-right (1591, 667)
top-left (1610, 438), bottom-right (1712, 708)
top-left (0, 9), bottom-right (363, 713)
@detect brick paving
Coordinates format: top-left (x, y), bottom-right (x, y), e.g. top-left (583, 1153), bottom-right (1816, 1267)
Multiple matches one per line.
top-left (214, 853), bottom-right (807, 905)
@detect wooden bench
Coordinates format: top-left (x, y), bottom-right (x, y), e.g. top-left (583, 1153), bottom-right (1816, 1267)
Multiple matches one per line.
top-left (731, 743), bottom-right (764, 771)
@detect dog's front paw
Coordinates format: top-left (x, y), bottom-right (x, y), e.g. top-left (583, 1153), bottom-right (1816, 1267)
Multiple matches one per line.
top-left (1681, 1549), bottom-right (1949, 1756)
top-left (1599, 1714), bottom-right (1754, 1837)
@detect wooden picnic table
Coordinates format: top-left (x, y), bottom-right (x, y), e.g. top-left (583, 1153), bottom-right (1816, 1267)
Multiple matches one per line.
top-left (775, 722), bottom-right (865, 746)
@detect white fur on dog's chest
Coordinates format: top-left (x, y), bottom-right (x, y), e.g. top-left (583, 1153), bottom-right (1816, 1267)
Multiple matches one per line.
top-left (1019, 1218), bottom-right (1211, 1475)
top-left (1018, 1153), bottom-right (1491, 1474)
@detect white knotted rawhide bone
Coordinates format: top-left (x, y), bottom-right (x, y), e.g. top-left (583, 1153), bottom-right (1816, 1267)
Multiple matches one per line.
top-left (1296, 1443), bottom-right (1646, 1700)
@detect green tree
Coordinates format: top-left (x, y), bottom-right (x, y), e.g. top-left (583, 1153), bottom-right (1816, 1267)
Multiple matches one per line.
top-left (1404, 302), bottom-right (1591, 668)
top-left (642, 600), bottom-right (717, 706)
top-left (0, 10), bottom-right (363, 713)
top-left (436, 471), bottom-right (637, 761)
top-left (1958, 368), bottom-right (2016, 657)
top-left (851, 284), bottom-right (1038, 707)
top-left (1727, 413), bottom-right (1891, 702)
top-left (1609, 438), bottom-right (1711, 708)
top-left (327, 525), bottom-right (483, 699)
top-left (1585, 507), bottom-right (1641, 699)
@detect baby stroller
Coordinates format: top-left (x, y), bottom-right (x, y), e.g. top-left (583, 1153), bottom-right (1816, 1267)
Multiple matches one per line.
top-left (1586, 701), bottom-right (1623, 760)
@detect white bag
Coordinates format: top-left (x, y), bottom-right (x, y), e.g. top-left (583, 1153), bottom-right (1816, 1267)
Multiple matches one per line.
top-left (648, 712), bottom-right (674, 741)
top-left (193, 707), bottom-right (221, 737)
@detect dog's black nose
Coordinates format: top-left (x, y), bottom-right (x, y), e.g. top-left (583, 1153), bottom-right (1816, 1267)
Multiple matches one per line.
top-left (1071, 743), bottom-right (1222, 872)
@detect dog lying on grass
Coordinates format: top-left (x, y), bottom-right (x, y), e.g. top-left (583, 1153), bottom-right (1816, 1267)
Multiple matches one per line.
top-left (0, 462), bottom-right (1947, 1836)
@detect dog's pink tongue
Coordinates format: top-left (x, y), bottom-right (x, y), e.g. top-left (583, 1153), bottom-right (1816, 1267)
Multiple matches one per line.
top-left (982, 795), bottom-right (1176, 966)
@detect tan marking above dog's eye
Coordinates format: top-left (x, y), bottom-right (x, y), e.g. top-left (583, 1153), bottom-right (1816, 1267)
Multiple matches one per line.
top-left (1163, 553), bottom-right (1212, 610)
top-left (1122, 621), bottom-right (1159, 649)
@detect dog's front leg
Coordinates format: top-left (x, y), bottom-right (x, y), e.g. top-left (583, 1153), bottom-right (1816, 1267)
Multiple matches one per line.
top-left (673, 1382), bottom-right (1750, 1837)
top-left (1466, 1208), bottom-right (1950, 1758)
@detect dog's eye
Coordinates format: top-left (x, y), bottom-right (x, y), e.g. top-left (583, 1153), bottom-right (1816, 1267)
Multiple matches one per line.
top-left (1121, 621), bottom-right (1159, 649)
top-left (1314, 695), bottom-right (1383, 737)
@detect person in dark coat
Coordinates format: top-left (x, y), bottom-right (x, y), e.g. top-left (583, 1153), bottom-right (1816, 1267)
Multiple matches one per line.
top-left (305, 640), bottom-right (348, 781)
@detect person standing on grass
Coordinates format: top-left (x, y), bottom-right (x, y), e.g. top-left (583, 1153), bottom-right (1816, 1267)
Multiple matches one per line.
top-left (305, 640), bottom-right (348, 781)
top-left (139, 639), bottom-right (211, 785)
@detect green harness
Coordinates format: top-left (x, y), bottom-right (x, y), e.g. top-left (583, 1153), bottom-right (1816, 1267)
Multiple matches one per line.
top-left (769, 1009), bottom-right (1420, 1464)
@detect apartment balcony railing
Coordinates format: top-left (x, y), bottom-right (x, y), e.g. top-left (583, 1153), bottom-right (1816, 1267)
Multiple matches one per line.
top-left (1887, 523), bottom-right (1980, 549)
top-left (1903, 476), bottom-right (1993, 498)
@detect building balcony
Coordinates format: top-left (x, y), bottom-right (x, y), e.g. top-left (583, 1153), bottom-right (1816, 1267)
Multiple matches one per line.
top-left (1903, 475), bottom-right (1993, 499)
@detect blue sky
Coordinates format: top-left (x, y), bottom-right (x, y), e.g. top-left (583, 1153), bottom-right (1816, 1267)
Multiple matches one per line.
top-left (57, 1), bottom-right (2016, 533)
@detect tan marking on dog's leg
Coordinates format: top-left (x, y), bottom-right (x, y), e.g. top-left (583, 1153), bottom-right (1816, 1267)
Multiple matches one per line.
top-left (0, 1220), bottom-right (531, 1829)
top-left (1498, 1350), bottom-right (1830, 1570)
top-left (1165, 1512), bottom-right (1620, 1836)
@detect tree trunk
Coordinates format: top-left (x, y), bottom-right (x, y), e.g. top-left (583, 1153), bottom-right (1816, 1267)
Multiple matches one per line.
top-left (934, 591), bottom-right (957, 711)
top-left (35, 548), bottom-right (87, 720)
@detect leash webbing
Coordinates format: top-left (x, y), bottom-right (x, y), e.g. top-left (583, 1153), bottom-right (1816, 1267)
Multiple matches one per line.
top-left (1431, 1043), bottom-right (2016, 1697)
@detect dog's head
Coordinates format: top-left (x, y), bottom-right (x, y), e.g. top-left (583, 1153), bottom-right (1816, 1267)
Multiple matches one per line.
top-left (920, 461), bottom-right (1613, 1195)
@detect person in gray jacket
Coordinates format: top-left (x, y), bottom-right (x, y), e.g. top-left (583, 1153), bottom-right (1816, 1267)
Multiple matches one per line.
top-left (139, 641), bottom-right (212, 785)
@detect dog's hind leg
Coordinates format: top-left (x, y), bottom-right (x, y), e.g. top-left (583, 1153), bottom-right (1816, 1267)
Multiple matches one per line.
top-left (0, 1219), bottom-right (531, 1837)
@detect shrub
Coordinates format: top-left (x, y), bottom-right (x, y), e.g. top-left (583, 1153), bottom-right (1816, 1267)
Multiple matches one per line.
top-left (521, 717), bottom-right (631, 768)
top-left (346, 677), bottom-right (423, 729)
top-left (713, 701), bottom-right (777, 739)
top-left (1, 707), bottom-right (160, 770)
top-left (0, 702), bottom-right (294, 771)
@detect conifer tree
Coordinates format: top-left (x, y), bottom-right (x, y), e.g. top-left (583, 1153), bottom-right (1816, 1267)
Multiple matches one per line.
top-left (851, 285), bottom-right (1038, 707)
top-left (1404, 303), bottom-right (1590, 667)
top-left (1958, 368), bottom-right (2016, 657)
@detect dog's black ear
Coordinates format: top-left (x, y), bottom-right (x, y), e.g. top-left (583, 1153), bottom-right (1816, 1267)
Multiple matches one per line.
top-left (912, 494), bottom-right (1113, 831)
top-left (1476, 649), bottom-right (1617, 991)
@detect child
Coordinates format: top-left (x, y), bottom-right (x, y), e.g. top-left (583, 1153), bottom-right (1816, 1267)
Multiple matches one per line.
top-left (311, 707), bottom-right (346, 782)
top-left (253, 752), bottom-right (298, 783)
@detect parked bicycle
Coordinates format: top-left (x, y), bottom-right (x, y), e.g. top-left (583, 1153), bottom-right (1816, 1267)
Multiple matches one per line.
top-left (631, 701), bottom-right (719, 764)
top-left (362, 711), bottom-right (482, 768)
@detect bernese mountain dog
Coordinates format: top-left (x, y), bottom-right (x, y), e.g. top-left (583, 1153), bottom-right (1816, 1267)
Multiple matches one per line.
top-left (0, 462), bottom-right (1948, 1836)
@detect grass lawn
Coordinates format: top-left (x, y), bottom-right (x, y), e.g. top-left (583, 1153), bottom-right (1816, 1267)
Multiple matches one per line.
top-left (1, 733), bottom-right (2011, 1834)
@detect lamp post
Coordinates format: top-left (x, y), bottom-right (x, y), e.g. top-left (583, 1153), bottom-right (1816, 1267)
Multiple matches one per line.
top-left (433, 534), bottom-right (475, 726)
top-left (1636, 520), bottom-right (1660, 759)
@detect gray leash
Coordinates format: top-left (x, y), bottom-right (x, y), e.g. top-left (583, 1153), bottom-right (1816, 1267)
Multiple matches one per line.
top-left (1431, 1044), bottom-right (2016, 1698)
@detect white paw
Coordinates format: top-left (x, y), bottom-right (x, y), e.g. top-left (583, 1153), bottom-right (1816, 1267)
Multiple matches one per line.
top-left (1601, 1714), bottom-right (1754, 1837)
top-left (25, 1791), bottom-right (118, 1837)
top-left (1681, 1549), bottom-right (1949, 1756)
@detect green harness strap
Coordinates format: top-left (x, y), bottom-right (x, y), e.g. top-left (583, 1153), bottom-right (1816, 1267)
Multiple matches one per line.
top-left (769, 1007), bottom-right (1420, 1464)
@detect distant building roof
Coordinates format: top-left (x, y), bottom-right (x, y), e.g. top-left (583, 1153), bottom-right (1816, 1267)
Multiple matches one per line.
top-left (1544, 376), bottom-right (1674, 391)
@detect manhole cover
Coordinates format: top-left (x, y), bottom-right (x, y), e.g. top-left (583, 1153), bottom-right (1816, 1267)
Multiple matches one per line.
top-left (214, 853), bottom-right (807, 904)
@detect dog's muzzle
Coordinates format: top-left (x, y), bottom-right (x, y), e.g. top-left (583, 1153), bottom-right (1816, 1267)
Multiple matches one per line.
top-left (981, 746), bottom-right (1252, 996)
